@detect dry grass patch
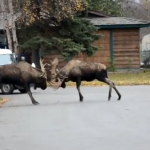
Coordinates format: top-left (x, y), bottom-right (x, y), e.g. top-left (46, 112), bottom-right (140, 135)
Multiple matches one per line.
top-left (66, 70), bottom-right (150, 87)
top-left (0, 97), bottom-right (9, 107)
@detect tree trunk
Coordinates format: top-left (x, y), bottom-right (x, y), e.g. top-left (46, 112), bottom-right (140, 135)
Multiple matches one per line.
top-left (0, 0), bottom-right (13, 51)
top-left (8, 0), bottom-right (20, 57)
top-left (5, 24), bottom-right (13, 51)
top-left (32, 48), bottom-right (40, 69)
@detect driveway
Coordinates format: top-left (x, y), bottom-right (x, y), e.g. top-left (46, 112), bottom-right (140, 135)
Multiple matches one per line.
top-left (0, 86), bottom-right (150, 150)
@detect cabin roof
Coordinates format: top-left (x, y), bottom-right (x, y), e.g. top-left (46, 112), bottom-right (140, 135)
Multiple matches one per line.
top-left (87, 10), bottom-right (111, 17)
top-left (86, 17), bottom-right (150, 29)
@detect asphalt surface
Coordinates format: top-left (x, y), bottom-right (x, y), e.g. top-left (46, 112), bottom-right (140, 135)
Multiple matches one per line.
top-left (0, 85), bottom-right (150, 150)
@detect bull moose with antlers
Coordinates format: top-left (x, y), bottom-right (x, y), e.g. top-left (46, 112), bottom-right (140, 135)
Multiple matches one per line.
top-left (0, 60), bottom-right (49, 105)
top-left (49, 58), bottom-right (121, 102)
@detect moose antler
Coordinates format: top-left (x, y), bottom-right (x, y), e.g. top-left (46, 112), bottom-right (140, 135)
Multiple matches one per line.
top-left (50, 74), bottom-right (68, 90)
top-left (50, 58), bottom-right (59, 75)
top-left (39, 72), bottom-right (47, 79)
top-left (47, 57), bottom-right (67, 90)
top-left (48, 78), bottom-right (62, 90)
top-left (40, 58), bottom-right (51, 73)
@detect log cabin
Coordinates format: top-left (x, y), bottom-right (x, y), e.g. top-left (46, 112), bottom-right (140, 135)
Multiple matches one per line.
top-left (23, 11), bottom-right (150, 70)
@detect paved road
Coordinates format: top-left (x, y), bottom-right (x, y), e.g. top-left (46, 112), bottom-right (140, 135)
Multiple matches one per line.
top-left (0, 86), bottom-right (150, 150)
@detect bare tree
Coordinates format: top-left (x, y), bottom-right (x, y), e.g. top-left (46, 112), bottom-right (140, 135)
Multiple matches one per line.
top-left (121, 0), bottom-right (150, 41)
top-left (0, 0), bottom-right (21, 61)
top-left (0, 0), bottom-right (13, 51)
top-left (8, 0), bottom-right (19, 55)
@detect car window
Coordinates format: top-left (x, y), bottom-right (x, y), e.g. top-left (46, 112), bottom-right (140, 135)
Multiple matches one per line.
top-left (0, 54), bottom-right (17, 65)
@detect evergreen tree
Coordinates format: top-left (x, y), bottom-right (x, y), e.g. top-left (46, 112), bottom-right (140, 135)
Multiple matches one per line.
top-left (59, 17), bottom-right (101, 58)
top-left (17, 17), bottom-right (101, 61)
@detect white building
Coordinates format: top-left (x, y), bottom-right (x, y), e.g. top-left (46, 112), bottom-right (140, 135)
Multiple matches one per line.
top-left (142, 34), bottom-right (150, 50)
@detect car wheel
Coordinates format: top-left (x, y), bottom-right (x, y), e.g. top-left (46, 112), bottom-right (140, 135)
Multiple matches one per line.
top-left (1, 84), bottom-right (14, 94)
top-left (18, 89), bottom-right (26, 93)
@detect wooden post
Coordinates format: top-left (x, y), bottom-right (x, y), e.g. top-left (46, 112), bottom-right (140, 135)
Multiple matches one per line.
top-left (110, 29), bottom-right (114, 61)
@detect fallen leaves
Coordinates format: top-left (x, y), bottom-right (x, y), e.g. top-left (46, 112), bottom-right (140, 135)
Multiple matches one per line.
top-left (0, 98), bottom-right (9, 107)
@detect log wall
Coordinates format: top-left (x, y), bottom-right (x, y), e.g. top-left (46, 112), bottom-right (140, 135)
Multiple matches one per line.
top-left (42, 28), bottom-right (140, 70)
top-left (113, 28), bottom-right (140, 69)
top-left (73, 30), bottom-right (110, 66)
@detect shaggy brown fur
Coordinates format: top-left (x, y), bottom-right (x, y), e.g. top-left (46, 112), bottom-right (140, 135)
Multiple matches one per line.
top-left (49, 58), bottom-right (121, 102)
top-left (0, 61), bottom-right (48, 105)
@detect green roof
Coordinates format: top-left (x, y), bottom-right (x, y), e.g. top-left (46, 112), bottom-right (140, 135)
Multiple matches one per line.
top-left (86, 17), bottom-right (150, 29)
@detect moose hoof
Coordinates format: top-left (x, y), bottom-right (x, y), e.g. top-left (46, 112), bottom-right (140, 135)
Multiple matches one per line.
top-left (33, 101), bottom-right (39, 105)
top-left (80, 97), bottom-right (84, 102)
top-left (108, 97), bottom-right (111, 101)
top-left (117, 95), bottom-right (121, 100)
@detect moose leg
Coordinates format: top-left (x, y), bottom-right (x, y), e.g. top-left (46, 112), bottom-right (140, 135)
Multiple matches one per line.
top-left (76, 79), bottom-right (83, 102)
top-left (61, 81), bottom-right (66, 88)
top-left (103, 78), bottom-right (113, 101)
top-left (34, 85), bottom-right (37, 90)
top-left (103, 78), bottom-right (121, 101)
top-left (112, 82), bottom-right (121, 100)
top-left (24, 83), bottom-right (39, 105)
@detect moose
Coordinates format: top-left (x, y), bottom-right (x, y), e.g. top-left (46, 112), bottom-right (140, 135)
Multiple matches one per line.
top-left (49, 58), bottom-right (121, 102)
top-left (0, 61), bottom-right (49, 105)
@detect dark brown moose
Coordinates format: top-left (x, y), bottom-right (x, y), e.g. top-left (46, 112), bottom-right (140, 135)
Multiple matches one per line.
top-left (49, 58), bottom-right (121, 102)
top-left (0, 61), bottom-right (49, 105)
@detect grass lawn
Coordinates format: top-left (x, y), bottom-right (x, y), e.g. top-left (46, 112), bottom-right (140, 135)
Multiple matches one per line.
top-left (64, 70), bottom-right (150, 86)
